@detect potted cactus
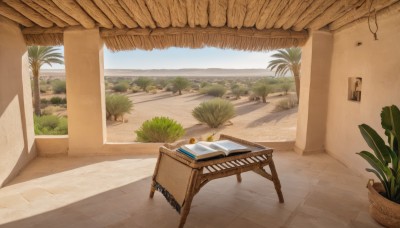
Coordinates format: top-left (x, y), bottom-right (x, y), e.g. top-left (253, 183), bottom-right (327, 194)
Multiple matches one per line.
top-left (357, 105), bottom-right (400, 227)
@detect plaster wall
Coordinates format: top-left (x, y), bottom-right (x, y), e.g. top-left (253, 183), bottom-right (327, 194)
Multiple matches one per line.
top-left (0, 17), bottom-right (36, 187)
top-left (64, 28), bottom-right (106, 155)
top-left (325, 13), bottom-right (400, 175)
top-left (295, 31), bottom-right (332, 154)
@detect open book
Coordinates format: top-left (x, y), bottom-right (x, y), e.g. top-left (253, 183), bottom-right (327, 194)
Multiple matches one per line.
top-left (177, 140), bottom-right (251, 160)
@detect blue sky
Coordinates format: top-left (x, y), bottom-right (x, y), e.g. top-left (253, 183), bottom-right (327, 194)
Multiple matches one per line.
top-left (43, 47), bottom-right (276, 69)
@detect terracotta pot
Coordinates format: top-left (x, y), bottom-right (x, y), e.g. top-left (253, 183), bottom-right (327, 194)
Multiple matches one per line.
top-left (367, 180), bottom-right (400, 227)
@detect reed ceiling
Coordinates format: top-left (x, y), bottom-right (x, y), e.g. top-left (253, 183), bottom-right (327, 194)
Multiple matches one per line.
top-left (0, 0), bottom-right (399, 51)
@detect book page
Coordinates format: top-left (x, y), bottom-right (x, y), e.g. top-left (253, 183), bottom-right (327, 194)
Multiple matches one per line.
top-left (183, 143), bottom-right (218, 156)
top-left (210, 140), bottom-right (249, 155)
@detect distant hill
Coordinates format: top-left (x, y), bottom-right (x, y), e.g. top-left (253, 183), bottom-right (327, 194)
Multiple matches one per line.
top-left (40, 68), bottom-right (276, 78)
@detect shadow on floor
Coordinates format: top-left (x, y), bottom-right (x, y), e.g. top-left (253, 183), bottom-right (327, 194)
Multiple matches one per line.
top-left (246, 108), bottom-right (298, 128)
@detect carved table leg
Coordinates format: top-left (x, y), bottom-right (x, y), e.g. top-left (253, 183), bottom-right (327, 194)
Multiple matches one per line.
top-left (269, 159), bottom-right (284, 203)
top-left (236, 173), bottom-right (242, 183)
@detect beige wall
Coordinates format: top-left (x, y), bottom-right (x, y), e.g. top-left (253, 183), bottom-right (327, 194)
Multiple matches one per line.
top-left (295, 31), bottom-right (333, 154)
top-left (64, 28), bottom-right (106, 155)
top-left (0, 17), bottom-right (36, 187)
top-left (325, 13), bottom-right (400, 175)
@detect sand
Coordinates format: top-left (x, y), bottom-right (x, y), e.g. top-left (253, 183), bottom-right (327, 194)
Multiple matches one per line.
top-left (106, 91), bottom-right (297, 143)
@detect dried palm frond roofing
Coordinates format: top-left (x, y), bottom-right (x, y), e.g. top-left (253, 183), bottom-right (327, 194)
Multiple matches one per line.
top-left (0, 0), bottom-right (399, 51)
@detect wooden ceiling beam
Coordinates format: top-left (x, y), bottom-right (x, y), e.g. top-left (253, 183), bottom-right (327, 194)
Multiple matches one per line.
top-left (52, 0), bottom-right (96, 29)
top-left (32, 0), bottom-right (79, 26)
top-left (292, 0), bottom-right (336, 31)
top-left (273, 0), bottom-right (303, 29)
top-left (76, 0), bottom-right (114, 29)
top-left (118, 0), bottom-right (155, 28)
top-left (281, 0), bottom-right (313, 30)
top-left (92, 0), bottom-right (124, 29)
top-left (307, 0), bottom-right (363, 30)
top-left (103, 0), bottom-right (138, 28)
top-left (209, 0), bottom-right (228, 27)
top-left (0, 2), bottom-right (34, 27)
top-left (329, 0), bottom-right (398, 30)
top-left (22, 0), bottom-right (67, 27)
top-left (265, 0), bottom-right (290, 29)
top-left (243, 0), bottom-right (268, 27)
top-left (255, 0), bottom-right (279, 29)
top-left (4, 0), bottom-right (53, 27)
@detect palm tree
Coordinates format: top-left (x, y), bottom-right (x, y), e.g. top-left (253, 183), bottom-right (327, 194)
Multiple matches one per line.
top-left (28, 46), bottom-right (64, 116)
top-left (267, 48), bottom-right (301, 99)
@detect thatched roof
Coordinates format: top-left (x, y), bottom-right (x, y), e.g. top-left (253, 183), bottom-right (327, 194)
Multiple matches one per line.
top-left (0, 0), bottom-right (399, 51)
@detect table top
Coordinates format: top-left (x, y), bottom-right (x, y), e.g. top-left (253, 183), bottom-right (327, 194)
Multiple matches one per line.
top-left (160, 134), bottom-right (274, 169)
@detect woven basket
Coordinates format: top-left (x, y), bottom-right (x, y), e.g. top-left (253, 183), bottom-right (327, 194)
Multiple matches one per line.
top-left (367, 180), bottom-right (400, 228)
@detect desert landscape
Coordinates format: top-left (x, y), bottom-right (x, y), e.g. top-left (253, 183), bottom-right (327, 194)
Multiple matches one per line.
top-left (34, 69), bottom-right (298, 142)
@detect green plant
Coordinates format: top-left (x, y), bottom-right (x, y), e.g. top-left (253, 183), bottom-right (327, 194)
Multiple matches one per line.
top-left (134, 77), bottom-right (153, 92)
top-left (51, 80), bottom-right (66, 94)
top-left (357, 105), bottom-right (400, 203)
top-left (113, 82), bottom-right (129, 92)
top-left (280, 80), bottom-right (292, 95)
top-left (231, 84), bottom-right (248, 99)
top-left (203, 84), bottom-right (227, 97)
top-left (40, 98), bottom-right (49, 105)
top-left (275, 95), bottom-right (298, 110)
top-left (135, 117), bottom-right (185, 143)
top-left (50, 96), bottom-right (64, 105)
top-left (192, 98), bottom-right (235, 128)
top-left (267, 48), bottom-right (301, 99)
top-left (105, 94), bottom-right (133, 121)
top-left (28, 46), bottom-right (64, 116)
top-left (252, 83), bottom-right (271, 103)
top-left (172, 77), bottom-right (190, 95)
top-left (34, 115), bottom-right (68, 135)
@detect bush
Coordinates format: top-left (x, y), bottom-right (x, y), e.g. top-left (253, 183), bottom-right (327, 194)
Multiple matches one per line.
top-left (105, 94), bottom-right (133, 121)
top-left (50, 96), bottom-right (64, 105)
top-left (192, 98), bottom-right (235, 128)
top-left (172, 77), bottom-right (190, 95)
top-left (280, 81), bottom-right (292, 95)
top-left (252, 83), bottom-right (271, 103)
top-left (134, 77), bottom-right (153, 92)
top-left (52, 80), bottom-right (66, 94)
top-left (40, 98), bottom-right (49, 105)
top-left (113, 82), bottom-right (129, 92)
top-left (231, 84), bottom-right (248, 99)
top-left (135, 117), bottom-right (185, 143)
top-left (34, 115), bottom-right (68, 135)
top-left (203, 84), bottom-right (227, 97)
top-left (275, 95), bottom-right (298, 110)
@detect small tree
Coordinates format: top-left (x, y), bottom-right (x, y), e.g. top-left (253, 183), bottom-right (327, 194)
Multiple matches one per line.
top-left (105, 94), bottom-right (133, 121)
top-left (134, 77), bottom-right (153, 92)
top-left (253, 83), bottom-right (271, 103)
top-left (192, 98), bottom-right (235, 128)
top-left (231, 84), bottom-right (247, 99)
top-left (280, 80), bottom-right (292, 95)
top-left (172, 77), bottom-right (190, 95)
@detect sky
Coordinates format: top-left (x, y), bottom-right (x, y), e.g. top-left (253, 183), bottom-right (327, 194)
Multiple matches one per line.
top-left (43, 47), bottom-right (276, 70)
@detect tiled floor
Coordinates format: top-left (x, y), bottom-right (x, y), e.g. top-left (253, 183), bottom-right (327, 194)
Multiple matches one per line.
top-left (0, 151), bottom-right (381, 228)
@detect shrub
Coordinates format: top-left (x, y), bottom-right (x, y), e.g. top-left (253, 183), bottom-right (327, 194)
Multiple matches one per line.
top-left (280, 81), bottom-right (292, 95)
top-left (204, 84), bottom-right (227, 97)
top-left (134, 77), bottom-right (153, 92)
top-left (231, 84), bottom-right (248, 99)
top-left (52, 80), bottom-right (66, 94)
top-left (275, 95), bottom-right (298, 110)
top-left (40, 98), bottom-right (49, 105)
top-left (135, 117), bottom-right (185, 143)
top-left (172, 77), bottom-right (190, 95)
top-left (34, 115), bottom-right (68, 135)
top-left (252, 83), bottom-right (271, 103)
top-left (113, 82), bottom-right (129, 92)
top-left (105, 94), bottom-right (133, 121)
top-left (50, 96), bottom-right (64, 105)
top-left (192, 98), bottom-right (235, 128)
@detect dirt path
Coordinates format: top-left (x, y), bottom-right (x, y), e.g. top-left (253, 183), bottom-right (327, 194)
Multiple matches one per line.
top-left (106, 91), bottom-right (297, 142)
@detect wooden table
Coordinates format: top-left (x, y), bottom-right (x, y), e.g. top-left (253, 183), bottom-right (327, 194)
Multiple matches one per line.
top-left (149, 134), bottom-right (284, 228)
